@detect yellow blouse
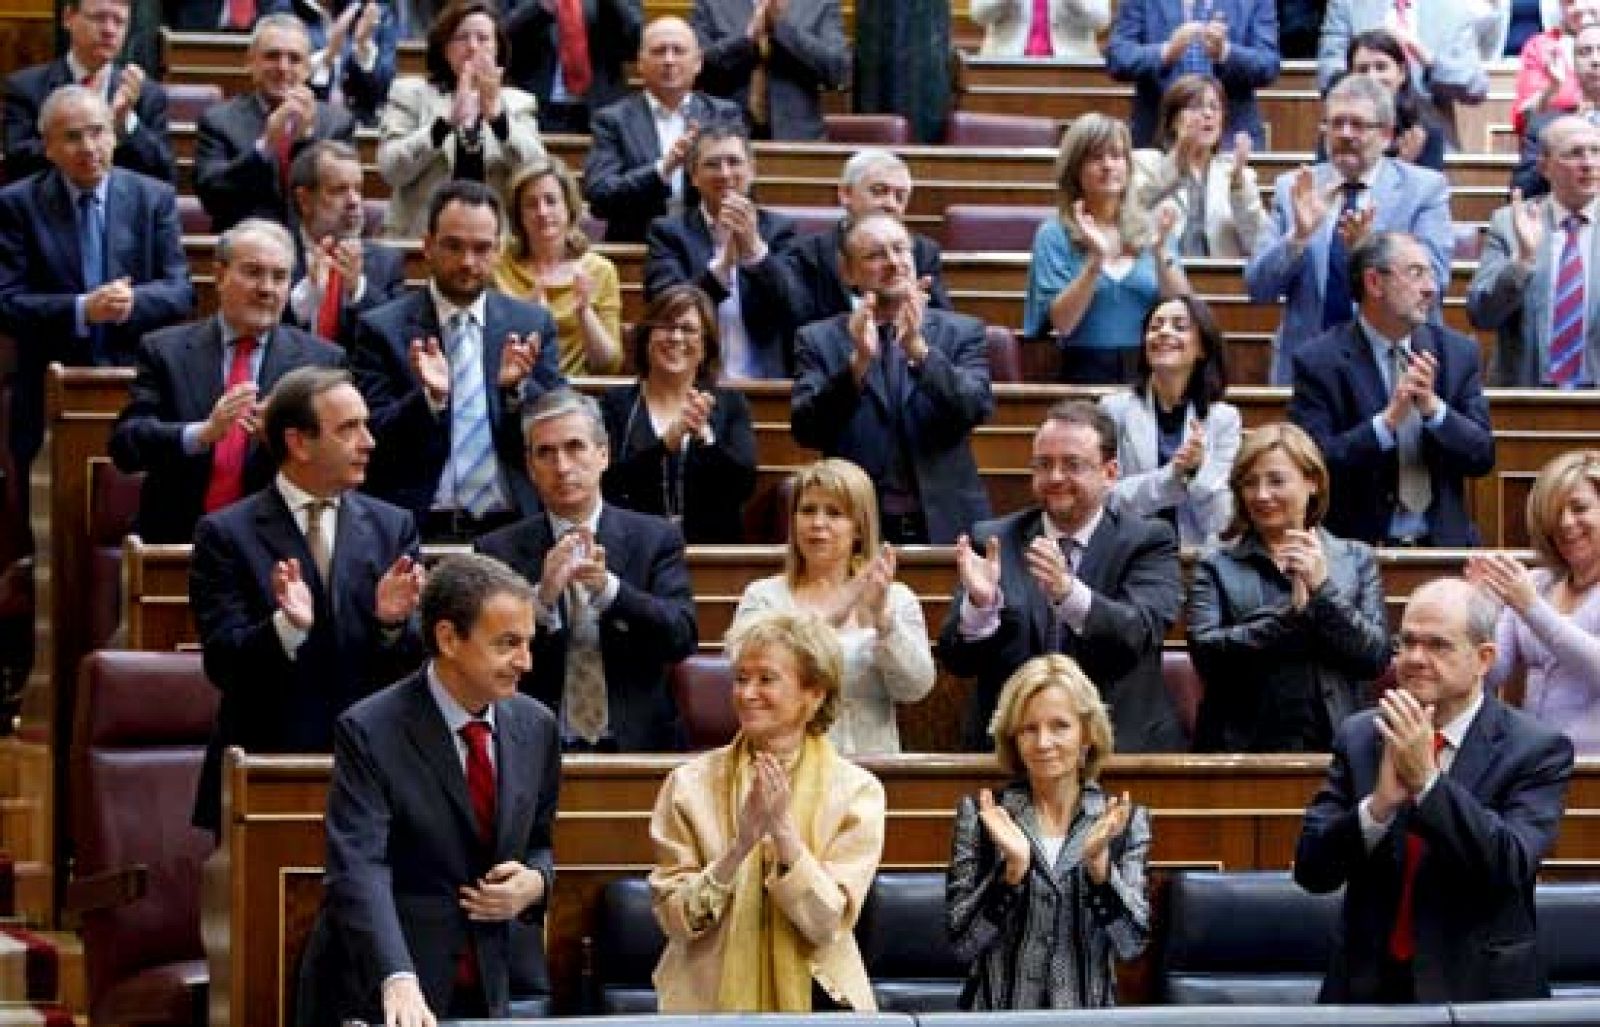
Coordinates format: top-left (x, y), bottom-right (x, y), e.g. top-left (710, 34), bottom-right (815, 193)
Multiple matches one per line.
top-left (493, 248), bottom-right (624, 376)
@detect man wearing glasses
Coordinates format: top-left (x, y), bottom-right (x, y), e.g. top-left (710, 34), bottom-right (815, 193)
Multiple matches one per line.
top-left (1289, 231), bottom-right (1494, 548)
top-left (939, 398), bottom-right (1184, 753)
top-left (1246, 73), bottom-right (1454, 384)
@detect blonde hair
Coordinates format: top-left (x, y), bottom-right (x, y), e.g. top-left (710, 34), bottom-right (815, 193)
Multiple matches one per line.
top-left (1054, 113), bottom-right (1153, 250)
top-left (782, 458), bottom-right (880, 586)
top-left (1224, 422), bottom-right (1331, 540)
top-left (725, 610), bottom-right (843, 735)
top-left (1527, 450), bottom-right (1600, 572)
top-left (505, 157), bottom-right (591, 261)
top-left (988, 655), bottom-right (1115, 782)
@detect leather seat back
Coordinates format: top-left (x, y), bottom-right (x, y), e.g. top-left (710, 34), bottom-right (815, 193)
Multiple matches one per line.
top-left (856, 871), bottom-right (966, 1012)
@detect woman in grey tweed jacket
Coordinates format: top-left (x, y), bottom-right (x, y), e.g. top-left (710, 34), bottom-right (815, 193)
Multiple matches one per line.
top-left (946, 654), bottom-right (1151, 1009)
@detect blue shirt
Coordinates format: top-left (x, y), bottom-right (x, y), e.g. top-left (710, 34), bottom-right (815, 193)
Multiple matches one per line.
top-left (1023, 218), bottom-right (1162, 350)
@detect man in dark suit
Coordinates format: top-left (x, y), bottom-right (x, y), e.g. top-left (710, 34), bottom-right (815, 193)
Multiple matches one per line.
top-left (286, 140), bottom-right (406, 347)
top-left (296, 553), bottom-right (559, 1025)
top-left (351, 180), bottom-right (564, 540)
top-left (938, 399), bottom-right (1184, 752)
top-left (778, 149), bottom-right (951, 337)
top-left (1295, 576), bottom-right (1574, 1003)
top-left (163, 0), bottom-right (276, 31)
top-left (505, 0), bottom-right (643, 134)
top-left (476, 389), bottom-right (697, 751)
top-left (110, 219), bottom-right (344, 544)
top-left (0, 85), bottom-right (193, 484)
top-left (1289, 231), bottom-right (1495, 547)
top-left (792, 213), bottom-right (991, 545)
top-left (195, 14), bottom-right (357, 232)
top-left (644, 122), bottom-right (797, 377)
top-left (189, 365), bottom-right (426, 832)
top-left (583, 15), bottom-right (743, 243)
top-left (690, 0), bottom-right (849, 140)
top-left (2, 0), bottom-right (172, 183)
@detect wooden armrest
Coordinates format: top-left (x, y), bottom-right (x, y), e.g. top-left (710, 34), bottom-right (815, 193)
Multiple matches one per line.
top-left (64, 865), bottom-right (148, 915)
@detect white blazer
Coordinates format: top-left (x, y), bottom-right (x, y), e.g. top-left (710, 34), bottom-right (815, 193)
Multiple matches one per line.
top-left (1100, 390), bottom-right (1241, 547)
top-left (1132, 149), bottom-right (1267, 259)
top-left (969, 0), bottom-right (1109, 59)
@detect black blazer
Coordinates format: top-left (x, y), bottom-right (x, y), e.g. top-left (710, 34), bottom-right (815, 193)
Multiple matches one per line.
top-left (1288, 320), bottom-right (1495, 547)
top-left (474, 503), bottom-right (698, 750)
top-left (643, 206), bottom-right (798, 377)
top-left (582, 90), bottom-right (744, 243)
top-left (189, 485), bottom-right (422, 830)
top-left (349, 288), bottom-right (565, 525)
top-left (195, 92), bottom-right (357, 232)
top-left (792, 307), bottom-right (994, 544)
top-left (1295, 697), bottom-right (1575, 1003)
top-left (0, 167), bottom-right (194, 469)
top-left (296, 670), bottom-right (560, 1024)
top-left (108, 319), bottom-right (346, 544)
top-left (777, 221), bottom-right (951, 338)
top-left (1, 58), bottom-right (173, 182)
top-left (504, 0), bottom-right (643, 130)
top-left (598, 381), bottom-right (757, 543)
top-left (287, 238), bottom-right (408, 347)
top-left (690, 0), bottom-right (850, 141)
top-left (938, 506), bottom-right (1185, 753)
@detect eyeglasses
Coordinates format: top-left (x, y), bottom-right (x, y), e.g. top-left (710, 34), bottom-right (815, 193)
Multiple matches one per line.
top-left (1322, 115), bottom-right (1383, 134)
top-left (1029, 456), bottom-right (1102, 477)
top-left (1379, 263), bottom-right (1433, 283)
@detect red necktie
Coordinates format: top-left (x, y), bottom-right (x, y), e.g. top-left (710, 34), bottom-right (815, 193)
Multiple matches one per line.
top-left (1388, 730), bottom-right (1448, 962)
top-left (1551, 214), bottom-right (1586, 386)
top-left (317, 266), bottom-right (343, 341)
top-left (1024, 0), bottom-right (1054, 56)
top-left (226, 0), bottom-right (256, 30)
top-left (276, 120), bottom-right (295, 198)
top-left (460, 719), bottom-right (496, 844)
top-left (556, 0), bottom-right (593, 97)
top-left (202, 335), bottom-right (258, 512)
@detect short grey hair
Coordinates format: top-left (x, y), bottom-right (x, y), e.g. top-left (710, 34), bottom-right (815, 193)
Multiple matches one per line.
top-left (1409, 577), bottom-right (1501, 646)
top-left (217, 217), bottom-right (295, 265)
top-left (250, 12), bottom-right (310, 51)
top-left (524, 387), bottom-right (607, 446)
top-left (839, 148), bottom-right (908, 190)
top-left (38, 83), bottom-right (108, 136)
top-left (1326, 72), bottom-right (1395, 128)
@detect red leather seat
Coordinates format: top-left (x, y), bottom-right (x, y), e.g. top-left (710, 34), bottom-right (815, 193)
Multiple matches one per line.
top-left (824, 113), bottom-right (912, 146)
top-left (985, 326), bottom-right (1023, 383)
top-left (87, 463), bottom-right (143, 653)
top-left (671, 655), bottom-right (736, 750)
top-left (944, 111), bottom-right (1061, 148)
top-left (163, 84), bottom-right (222, 126)
top-left (1162, 650), bottom-right (1204, 747)
top-left (766, 204), bottom-right (844, 238)
top-left (175, 195), bottom-right (209, 235)
top-left (942, 204), bottom-right (1055, 252)
top-left (70, 650), bottom-right (218, 1027)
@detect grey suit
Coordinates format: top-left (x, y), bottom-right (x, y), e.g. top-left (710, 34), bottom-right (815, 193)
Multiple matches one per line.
top-left (1466, 200), bottom-right (1600, 386)
top-left (690, 0), bottom-right (850, 140)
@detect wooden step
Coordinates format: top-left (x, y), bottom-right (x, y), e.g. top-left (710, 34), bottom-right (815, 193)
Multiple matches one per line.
top-left (0, 800), bottom-right (44, 865)
top-left (9, 863), bottom-right (51, 929)
top-left (39, 933), bottom-right (83, 1020)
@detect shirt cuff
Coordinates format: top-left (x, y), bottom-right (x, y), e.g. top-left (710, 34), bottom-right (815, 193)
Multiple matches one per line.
top-left (1358, 794), bottom-right (1394, 851)
top-left (1055, 578), bottom-right (1093, 633)
top-left (75, 295), bottom-right (90, 337)
top-left (1422, 402), bottom-right (1449, 430)
top-left (181, 422), bottom-right (208, 455)
top-left (122, 111), bottom-right (139, 137)
top-left (351, 274), bottom-right (368, 305)
top-left (1371, 414), bottom-right (1397, 451)
top-left (1416, 768), bottom-right (1441, 801)
top-left (355, 40), bottom-right (379, 72)
top-left (289, 276), bottom-right (320, 323)
top-left (273, 609), bottom-right (309, 656)
top-left (738, 241), bottom-right (770, 267)
top-left (595, 572), bottom-right (620, 612)
top-left (958, 591), bottom-right (1003, 641)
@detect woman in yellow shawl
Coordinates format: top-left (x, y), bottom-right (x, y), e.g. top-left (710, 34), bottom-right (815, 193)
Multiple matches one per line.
top-left (647, 610), bottom-right (887, 1012)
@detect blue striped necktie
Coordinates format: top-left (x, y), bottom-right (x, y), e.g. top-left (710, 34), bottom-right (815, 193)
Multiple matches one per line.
top-left (445, 311), bottom-right (503, 517)
top-left (1550, 213), bottom-right (1586, 387)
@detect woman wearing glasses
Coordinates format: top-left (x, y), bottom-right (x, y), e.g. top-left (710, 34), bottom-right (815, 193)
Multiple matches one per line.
top-left (600, 283), bottom-right (758, 543)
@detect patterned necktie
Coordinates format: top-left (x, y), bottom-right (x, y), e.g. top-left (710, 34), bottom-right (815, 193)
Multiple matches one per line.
top-left (78, 191), bottom-right (107, 362)
top-left (459, 719), bottom-right (496, 843)
top-left (1550, 213), bottom-right (1586, 387)
top-left (563, 571), bottom-right (610, 744)
top-left (555, 0), bottom-right (593, 96)
top-left (1322, 182), bottom-right (1364, 330)
top-left (1388, 730), bottom-right (1448, 962)
top-left (1391, 343), bottom-right (1434, 515)
top-left (1024, 0), bottom-right (1054, 56)
top-left (444, 311), bottom-right (503, 517)
top-left (202, 335), bottom-right (258, 512)
top-left (303, 498), bottom-right (333, 585)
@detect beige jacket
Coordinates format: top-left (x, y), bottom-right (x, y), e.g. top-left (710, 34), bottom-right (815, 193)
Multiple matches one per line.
top-left (1131, 148), bottom-right (1266, 259)
top-left (647, 743), bottom-right (886, 1013)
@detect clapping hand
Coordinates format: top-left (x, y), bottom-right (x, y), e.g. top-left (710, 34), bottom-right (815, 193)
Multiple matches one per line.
top-left (273, 557), bottom-right (315, 631)
top-left (374, 555), bottom-right (426, 625)
top-left (1279, 528), bottom-right (1328, 607)
top-left (1465, 551), bottom-right (1536, 613)
top-left (1081, 792), bottom-right (1133, 884)
top-left (1288, 165), bottom-right (1330, 243)
top-left (1509, 188), bottom-right (1546, 262)
top-left (110, 65), bottom-right (145, 126)
top-left (1376, 686), bottom-right (1438, 795)
top-left (1024, 534), bottom-right (1074, 604)
top-left (854, 543), bottom-right (897, 630)
top-left (85, 277), bottom-right (135, 324)
top-left (498, 332), bottom-right (540, 389)
top-left (1072, 199), bottom-right (1120, 263)
top-left (956, 533), bottom-right (1002, 609)
top-left (848, 291), bottom-right (881, 380)
top-left (200, 380), bottom-right (261, 447)
top-left (408, 336), bottom-right (450, 404)
top-left (1170, 416), bottom-right (1206, 477)
top-left (1335, 203), bottom-right (1376, 251)
top-left (976, 788), bottom-right (1031, 885)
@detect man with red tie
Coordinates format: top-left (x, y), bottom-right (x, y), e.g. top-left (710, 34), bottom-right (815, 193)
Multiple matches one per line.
top-left (1295, 576), bottom-right (1574, 1003)
top-left (110, 217), bottom-right (345, 544)
top-left (506, 0), bottom-right (643, 134)
top-left (295, 552), bottom-right (560, 1026)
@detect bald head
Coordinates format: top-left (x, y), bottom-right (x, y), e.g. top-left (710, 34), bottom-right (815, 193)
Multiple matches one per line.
top-left (1396, 577), bottom-right (1499, 726)
top-left (639, 16), bottom-right (701, 105)
top-left (1539, 114), bottom-right (1600, 210)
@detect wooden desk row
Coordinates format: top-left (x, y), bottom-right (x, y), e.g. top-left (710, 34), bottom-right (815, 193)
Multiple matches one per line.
top-left (208, 750), bottom-right (1600, 1027)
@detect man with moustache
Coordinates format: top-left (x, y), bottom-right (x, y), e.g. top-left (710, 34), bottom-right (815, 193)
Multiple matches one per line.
top-left (195, 13), bottom-right (357, 232)
top-left (2, 0), bottom-right (173, 183)
top-left (1245, 74), bottom-right (1455, 383)
top-left (582, 16), bottom-right (743, 243)
top-left (1290, 231), bottom-right (1494, 547)
top-left (791, 212), bottom-right (991, 545)
top-left (285, 140), bottom-right (406, 347)
top-left (938, 399), bottom-right (1185, 752)
top-left (1469, 114), bottom-right (1600, 386)
top-left (188, 366), bottom-right (425, 832)
top-left (1296, 577), bottom-right (1574, 1003)
top-left (109, 218), bottom-right (344, 544)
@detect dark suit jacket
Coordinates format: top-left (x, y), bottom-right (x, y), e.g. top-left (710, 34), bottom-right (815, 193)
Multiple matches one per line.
top-left (505, 0), bottom-right (642, 130)
top-left (777, 221), bottom-right (951, 337)
top-left (938, 506), bottom-right (1185, 752)
top-left (350, 288), bottom-right (563, 524)
top-left (792, 308), bottom-right (994, 544)
top-left (2, 58), bottom-right (173, 182)
top-left (644, 206), bottom-right (797, 377)
top-left (1288, 320), bottom-right (1495, 547)
top-left (163, 0), bottom-right (282, 29)
top-left (0, 167), bottom-right (194, 470)
top-left (195, 92), bottom-right (357, 232)
top-left (1294, 697), bottom-right (1575, 1003)
top-left (582, 90), bottom-right (744, 243)
top-left (690, 0), bottom-right (850, 140)
top-left (287, 238), bottom-right (408, 347)
top-left (599, 381), bottom-right (757, 543)
top-left (296, 670), bottom-right (560, 1024)
top-left (108, 320), bottom-right (345, 544)
top-left (286, 0), bottom-right (401, 125)
top-left (474, 503), bottom-right (697, 750)
top-left (189, 484), bottom-right (422, 830)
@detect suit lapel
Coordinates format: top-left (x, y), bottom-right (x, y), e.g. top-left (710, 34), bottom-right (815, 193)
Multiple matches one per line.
top-left (686, 209), bottom-right (716, 268)
top-left (491, 701), bottom-right (530, 858)
top-left (253, 487), bottom-right (319, 595)
top-left (1343, 323), bottom-right (1392, 417)
top-left (40, 173), bottom-right (84, 291)
top-left (1529, 204), bottom-right (1556, 355)
top-left (327, 493), bottom-right (372, 615)
top-left (629, 95), bottom-right (663, 162)
top-left (480, 294), bottom-right (507, 430)
top-left (1010, 512), bottom-right (1055, 654)
top-left (1124, 394), bottom-right (1160, 475)
top-left (1446, 697), bottom-right (1505, 798)
top-left (184, 321), bottom-right (228, 419)
top-left (258, 328), bottom-right (300, 390)
top-left (400, 676), bottom-right (482, 857)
